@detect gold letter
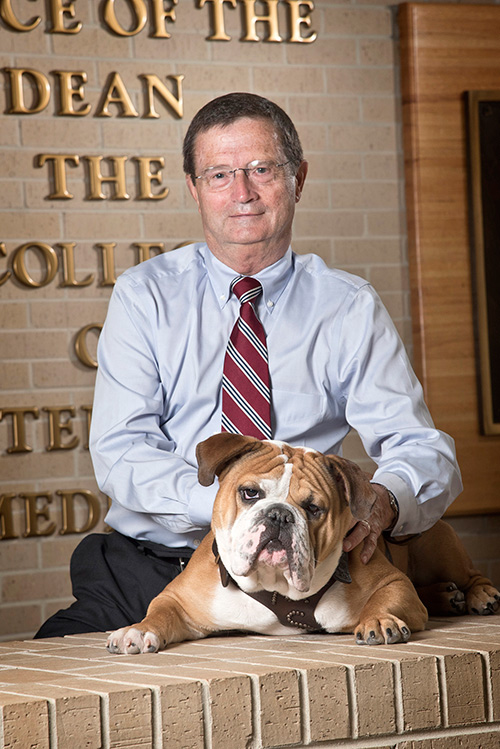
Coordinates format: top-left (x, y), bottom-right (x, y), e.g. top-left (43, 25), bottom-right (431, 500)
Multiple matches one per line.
top-left (59, 242), bottom-right (94, 287)
top-left (240, 0), bottom-right (282, 42)
top-left (85, 156), bottom-right (130, 200)
top-left (97, 242), bottom-right (117, 286)
top-left (141, 73), bottom-right (184, 119)
top-left (0, 0), bottom-right (40, 31)
top-left (37, 153), bottom-right (80, 199)
top-left (5, 68), bottom-right (50, 114)
top-left (96, 72), bottom-right (139, 118)
top-left (53, 71), bottom-right (90, 115)
top-left (0, 494), bottom-right (18, 540)
top-left (0, 243), bottom-right (11, 287)
top-left (22, 493), bottom-right (57, 537)
top-left (285, 0), bottom-right (316, 43)
top-left (150, 0), bottom-right (177, 38)
top-left (102, 0), bottom-right (147, 36)
top-left (48, 0), bottom-right (82, 33)
top-left (0, 407), bottom-right (39, 453)
top-left (198, 0), bottom-right (236, 41)
top-left (135, 157), bottom-right (169, 200)
top-left (134, 242), bottom-right (164, 263)
top-left (75, 323), bottom-right (102, 368)
top-left (58, 489), bottom-right (101, 534)
top-left (12, 242), bottom-right (58, 287)
top-left (43, 406), bottom-right (80, 451)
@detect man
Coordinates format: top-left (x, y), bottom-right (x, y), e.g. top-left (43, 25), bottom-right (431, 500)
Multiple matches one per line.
top-left (35, 92), bottom-right (462, 638)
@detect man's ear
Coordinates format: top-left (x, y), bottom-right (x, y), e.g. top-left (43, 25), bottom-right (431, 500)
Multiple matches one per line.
top-left (185, 173), bottom-right (200, 208)
top-left (196, 433), bottom-right (263, 486)
top-left (294, 160), bottom-right (308, 203)
top-left (323, 454), bottom-right (376, 520)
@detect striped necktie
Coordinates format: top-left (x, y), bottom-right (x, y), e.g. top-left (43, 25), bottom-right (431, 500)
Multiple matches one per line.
top-left (221, 276), bottom-right (272, 439)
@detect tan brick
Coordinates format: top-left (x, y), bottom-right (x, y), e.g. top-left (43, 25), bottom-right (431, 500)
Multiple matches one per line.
top-left (399, 655), bottom-right (441, 731)
top-left (108, 687), bottom-right (153, 749)
top-left (0, 211), bottom-right (60, 238)
top-left (294, 210), bottom-right (364, 238)
top-left (254, 65), bottom-right (324, 94)
top-left (0, 605), bottom-right (42, 638)
top-left (353, 660), bottom-right (396, 737)
top-left (2, 569), bottom-right (72, 604)
top-left (324, 7), bottom-right (392, 36)
top-left (306, 664), bottom-right (351, 742)
top-left (0, 362), bottom-right (31, 390)
top-left (160, 680), bottom-right (205, 749)
top-left (209, 675), bottom-right (253, 749)
top-left (287, 37), bottom-right (357, 66)
top-left (328, 122), bottom-right (397, 152)
top-left (0, 693), bottom-right (50, 749)
top-left (259, 668), bottom-right (301, 747)
top-left (442, 651), bottom-right (486, 726)
top-left (398, 732), bottom-right (500, 748)
top-left (0, 181), bottom-right (23, 210)
top-left (3, 684), bottom-right (101, 748)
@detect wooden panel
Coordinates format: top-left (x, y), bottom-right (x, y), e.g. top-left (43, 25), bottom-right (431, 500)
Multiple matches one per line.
top-left (398, 3), bottom-right (500, 515)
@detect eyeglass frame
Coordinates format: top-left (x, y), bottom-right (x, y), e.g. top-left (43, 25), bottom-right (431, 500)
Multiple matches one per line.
top-left (194, 159), bottom-right (291, 190)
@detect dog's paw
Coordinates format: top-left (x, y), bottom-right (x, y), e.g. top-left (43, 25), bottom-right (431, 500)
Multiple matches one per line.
top-left (466, 584), bottom-right (500, 616)
top-left (355, 616), bottom-right (411, 646)
top-left (106, 626), bottom-right (161, 654)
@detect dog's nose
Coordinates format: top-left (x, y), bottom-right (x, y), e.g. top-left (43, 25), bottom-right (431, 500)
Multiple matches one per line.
top-left (265, 504), bottom-right (295, 526)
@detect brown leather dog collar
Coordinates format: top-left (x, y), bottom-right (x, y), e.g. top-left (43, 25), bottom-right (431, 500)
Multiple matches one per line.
top-left (212, 539), bottom-right (351, 633)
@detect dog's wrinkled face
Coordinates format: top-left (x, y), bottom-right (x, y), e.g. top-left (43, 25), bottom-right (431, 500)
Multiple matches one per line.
top-left (196, 434), bottom-right (376, 596)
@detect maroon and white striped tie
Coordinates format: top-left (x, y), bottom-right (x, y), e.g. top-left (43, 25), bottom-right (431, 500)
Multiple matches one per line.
top-left (221, 276), bottom-right (272, 439)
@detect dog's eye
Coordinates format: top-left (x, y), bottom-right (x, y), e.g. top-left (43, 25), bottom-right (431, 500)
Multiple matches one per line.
top-left (302, 500), bottom-right (325, 519)
top-left (239, 487), bottom-right (263, 503)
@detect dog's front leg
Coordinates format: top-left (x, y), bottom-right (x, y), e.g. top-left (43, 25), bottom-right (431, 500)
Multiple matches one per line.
top-left (107, 588), bottom-right (206, 654)
top-left (352, 552), bottom-right (428, 645)
top-left (107, 535), bottom-right (221, 654)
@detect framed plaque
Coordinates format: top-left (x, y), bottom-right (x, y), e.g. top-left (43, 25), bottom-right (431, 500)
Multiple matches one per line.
top-left (468, 91), bottom-right (500, 435)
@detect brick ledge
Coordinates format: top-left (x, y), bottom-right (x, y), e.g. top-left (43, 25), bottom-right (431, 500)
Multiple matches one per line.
top-left (1, 616), bottom-right (500, 748)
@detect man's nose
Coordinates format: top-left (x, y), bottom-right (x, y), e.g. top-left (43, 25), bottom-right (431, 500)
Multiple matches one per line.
top-left (231, 169), bottom-right (258, 201)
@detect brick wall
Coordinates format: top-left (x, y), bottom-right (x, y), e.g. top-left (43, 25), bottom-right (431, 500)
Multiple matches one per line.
top-left (1, 0), bottom-right (500, 641)
top-left (1, 617), bottom-right (500, 748)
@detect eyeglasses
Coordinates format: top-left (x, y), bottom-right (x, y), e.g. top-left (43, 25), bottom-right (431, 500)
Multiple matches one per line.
top-left (195, 160), bottom-right (290, 191)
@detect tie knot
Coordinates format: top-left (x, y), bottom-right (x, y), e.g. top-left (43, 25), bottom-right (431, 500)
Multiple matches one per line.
top-left (231, 276), bottom-right (263, 305)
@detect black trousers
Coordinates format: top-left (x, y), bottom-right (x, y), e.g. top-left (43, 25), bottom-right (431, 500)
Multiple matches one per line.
top-left (34, 532), bottom-right (193, 639)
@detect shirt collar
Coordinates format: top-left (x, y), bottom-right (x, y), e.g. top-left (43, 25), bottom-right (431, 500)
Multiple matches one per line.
top-left (202, 244), bottom-right (294, 315)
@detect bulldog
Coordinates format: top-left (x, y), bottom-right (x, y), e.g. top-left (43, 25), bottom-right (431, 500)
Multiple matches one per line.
top-left (107, 433), bottom-right (500, 654)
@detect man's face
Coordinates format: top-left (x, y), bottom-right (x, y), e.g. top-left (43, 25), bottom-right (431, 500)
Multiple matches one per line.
top-left (186, 117), bottom-right (307, 275)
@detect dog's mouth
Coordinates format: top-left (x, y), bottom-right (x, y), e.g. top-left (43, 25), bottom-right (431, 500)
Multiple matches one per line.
top-left (253, 526), bottom-right (295, 570)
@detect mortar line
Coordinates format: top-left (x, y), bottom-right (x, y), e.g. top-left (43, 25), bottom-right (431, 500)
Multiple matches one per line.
top-left (47, 697), bottom-right (58, 749)
top-left (345, 665), bottom-right (358, 739)
top-left (101, 693), bottom-right (110, 749)
top-left (248, 673), bottom-right (262, 749)
top-left (296, 668), bottom-right (311, 745)
top-left (199, 679), bottom-right (212, 749)
top-left (150, 686), bottom-right (163, 749)
top-left (391, 659), bottom-right (404, 733)
top-left (435, 655), bottom-right (448, 728)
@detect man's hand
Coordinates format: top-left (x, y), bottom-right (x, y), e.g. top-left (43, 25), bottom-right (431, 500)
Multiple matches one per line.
top-left (343, 483), bottom-right (397, 564)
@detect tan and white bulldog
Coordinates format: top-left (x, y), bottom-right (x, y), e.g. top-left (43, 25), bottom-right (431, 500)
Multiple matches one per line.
top-left (107, 433), bottom-right (500, 654)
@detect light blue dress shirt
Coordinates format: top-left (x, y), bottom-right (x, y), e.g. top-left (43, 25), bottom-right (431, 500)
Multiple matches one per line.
top-left (89, 243), bottom-right (462, 549)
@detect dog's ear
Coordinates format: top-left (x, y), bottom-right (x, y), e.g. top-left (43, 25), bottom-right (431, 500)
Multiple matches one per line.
top-left (196, 433), bottom-right (263, 486)
top-left (323, 454), bottom-right (376, 520)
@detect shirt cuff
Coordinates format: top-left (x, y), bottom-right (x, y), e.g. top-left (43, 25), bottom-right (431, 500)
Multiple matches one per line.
top-left (370, 471), bottom-right (415, 536)
top-left (188, 478), bottom-right (219, 528)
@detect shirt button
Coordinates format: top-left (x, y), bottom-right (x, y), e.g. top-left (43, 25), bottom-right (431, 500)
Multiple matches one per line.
top-left (220, 294), bottom-right (226, 301)
top-left (193, 538), bottom-right (201, 547)
top-left (267, 300), bottom-right (274, 308)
